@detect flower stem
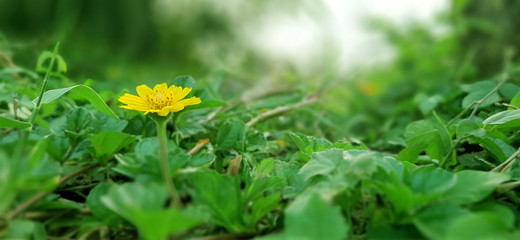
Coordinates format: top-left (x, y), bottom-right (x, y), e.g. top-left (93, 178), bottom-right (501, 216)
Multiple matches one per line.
top-left (29, 41), bottom-right (60, 128)
top-left (155, 117), bottom-right (183, 208)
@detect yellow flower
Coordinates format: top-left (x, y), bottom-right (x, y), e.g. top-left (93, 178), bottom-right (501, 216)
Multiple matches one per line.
top-left (118, 83), bottom-right (201, 116)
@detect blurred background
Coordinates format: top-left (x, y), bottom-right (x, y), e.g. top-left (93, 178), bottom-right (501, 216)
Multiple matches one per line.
top-left (1, 0), bottom-right (519, 149)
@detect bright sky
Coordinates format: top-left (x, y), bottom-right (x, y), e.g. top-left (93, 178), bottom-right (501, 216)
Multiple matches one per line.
top-left (247, 0), bottom-right (448, 75)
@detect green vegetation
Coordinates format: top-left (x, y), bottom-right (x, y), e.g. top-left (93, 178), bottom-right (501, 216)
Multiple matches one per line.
top-left (2, 0), bottom-right (520, 239)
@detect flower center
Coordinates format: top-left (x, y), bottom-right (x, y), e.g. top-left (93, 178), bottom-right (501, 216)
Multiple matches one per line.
top-left (147, 91), bottom-right (174, 110)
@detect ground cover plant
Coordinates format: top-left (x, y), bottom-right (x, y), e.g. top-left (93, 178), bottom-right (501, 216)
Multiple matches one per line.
top-left (2, 40), bottom-right (520, 240)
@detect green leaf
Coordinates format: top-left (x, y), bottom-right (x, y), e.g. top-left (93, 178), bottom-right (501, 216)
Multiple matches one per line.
top-left (509, 90), bottom-right (520, 109)
top-left (89, 131), bottom-right (136, 161)
top-left (272, 160), bottom-right (307, 198)
top-left (456, 118), bottom-right (480, 139)
top-left (366, 223), bottom-right (423, 240)
top-left (28, 157), bottom-right (62, 183)
top-left (186, 169), bottom-right (244, 232)
top-left (444, 170), bottom-right (510, 204)
top-left (289, 132), bottom-right (332, 162)
top-left (122, 137), bottom-right (193, 175)
top-left (176, 122), bottom-right (206, 138)
top-left (216, 118), bottom-right (247, 150)
top-left (134, 137), bottom-right (159, 157)
top-left (168, 75), bottom-right (196, 89)
top-left (254, 158), bottom-right (275, 179)
top-left (92, 112), bottom-right (128, 132)
top-left (398, 117), bottom-right (452, 162)
top-left (28, 139), bottom-right (49, 171)
top-left (398, 120), bottom-right (437, 162)
top-left (4, 220), bottom-right (47, 240)
top-left (408, 165), bottom-right (456, 195)
top-left (188, 153), bottom-right (216, 167)
top-left (86, 183), bottom-right (122, 225)
top-left (299, 149), bottom-right (378, 182)
top-left (414, 93), bottom-right (443, 114)
top-left (101, 183), bottom-right (200, 240)
top-left (246, 177), bottom-right (283, 202)
top-left (33, 85), bottom-right (118, 119)
top-left (471, 202), bottom-right (515, 229)
top-left (36, 50), bottom-right (67, 73)
top-left (248, 193), bottom-right (281, 227)
top-left (63, 107), bottom-right (93, 145)
top-left (446, 213), bottom-right (511, 240)
top-left (412, 204), bottom-right (470, 240)
top-left (466, 129), bottom-right (515, 162)
top-left (423, 112), bottom-right (452, 162)
top-left (376, 181), bottom-right (436, 213)
top-left (283, 192), bottom-right (349, 240)
top-left (462, 81), bottom-right (500, 108)
top-left (246, 131), bottom-right (267, 151)
top-left (375, 155), bottom-right (406, 181)
top-left (113, 153), bottom-right (156, 179)
top-left (338, 150), bottom-right (378, 177)
top-left (483, 109), bottom-right (520, 129)
top-left (498, 83), bottom-right (520, 100)
top-left (510, 160), bottom-right (520, 181)
top-left (65, 107), bottom-right (93, 132)
top-left (129, 209), bottom-right (201, 240)
top-left (299, 148), bottom-right (343, 181)
top-left (0, 115), bottom-right (31, 129)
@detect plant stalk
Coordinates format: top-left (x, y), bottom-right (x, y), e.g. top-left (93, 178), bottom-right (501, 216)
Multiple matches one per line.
top-left (491, 147), bottom-right (520, 172)
top-left (28, 42), bottom-right (60, 127)
top-left (155, 117), bottom-right (183, 208)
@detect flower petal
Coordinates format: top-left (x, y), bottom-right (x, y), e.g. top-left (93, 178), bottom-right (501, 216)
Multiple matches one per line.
top-left (118, 93), bottom-right (147, 105)
top-left (153, 83), bottom-right (168, 92)
top-left (172, 87), bottom-right (192, 102)
top-left (164, 103), bottom-right (185, 113)
top-left (176, 96), bottom-right (201, 107)
top-left (158, 107), bottom-right (170, 116)
top-left (120, 105), bottom-right (149, 111)
top-left (167, 85), bottom-right (180, 93)
top-left (136, 84), bottom-right (153, 98)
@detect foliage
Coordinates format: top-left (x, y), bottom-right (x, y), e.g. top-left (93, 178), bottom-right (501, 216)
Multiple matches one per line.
top-left (1, 44), bottom-right (520, 240)
top-left (3, 2), bottom-right (520, 237)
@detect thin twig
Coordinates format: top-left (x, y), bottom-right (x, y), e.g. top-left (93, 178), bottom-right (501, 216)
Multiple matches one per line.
top-left (188, 139), bottom-right (209, 156)
top-left (56, 183), bottom-right (99, 192)
top-left (491, 147), bottom-right (520, 172)
top-left (502, 155), bottom-right (519, 173)
top-left (246, 96), bottom-right (318, 127)
top-left (495, 102), bottom-right (520, 110)
top-left (197, 88), bottom-right (298, 125)
top-left (7, 163), bottom-right (99, 219)
top-left (24, 208), bottom-right (91, 220)
top-left (497, 181), bottom-right (520, 193)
